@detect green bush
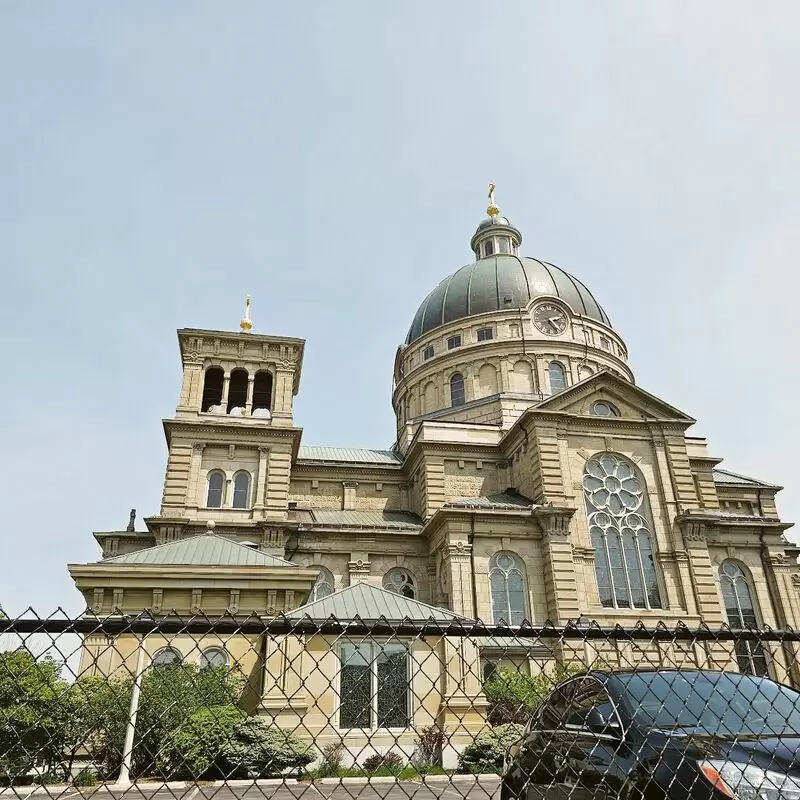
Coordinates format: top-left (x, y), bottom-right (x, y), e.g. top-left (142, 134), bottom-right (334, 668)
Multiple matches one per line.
top-left (484, 665), bottom-right (582, 725)
top-left (362, 751), bottom-right (404, 773)
top-left (158, 705), bottom-right (245, 779)
top-left (457, 724), bottom-right (523, 774)
top-left (72, 770), bottom-right (98, 787)
top-left (220, 718), bottom-right (314, 778)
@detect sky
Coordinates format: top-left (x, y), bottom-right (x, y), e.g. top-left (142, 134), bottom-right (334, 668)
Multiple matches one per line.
top-left (1, 2), bottom-right (799, 615)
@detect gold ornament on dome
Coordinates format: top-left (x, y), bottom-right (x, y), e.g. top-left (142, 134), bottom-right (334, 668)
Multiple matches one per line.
top-left (487, 182), bottom-right (500, 217)
top-left (240, 295), bottom-right (253, 333)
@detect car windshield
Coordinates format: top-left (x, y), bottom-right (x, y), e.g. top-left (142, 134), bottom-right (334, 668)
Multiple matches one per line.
top-left (614, 671), bottom-right (800, 736)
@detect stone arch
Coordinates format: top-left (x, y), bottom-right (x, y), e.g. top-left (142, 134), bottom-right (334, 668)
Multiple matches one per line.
top-left (510, 360), bottom-right (534, 394)
top-left (477, 363), bottom-right (499, 397)
top-left (578, 364), bottom-right (594, 382)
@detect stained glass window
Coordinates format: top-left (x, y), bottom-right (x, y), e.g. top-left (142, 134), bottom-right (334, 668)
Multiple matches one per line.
top-left (339, 643), bottom-right (409, 729)
top-left (383, 569), bottom-right (416, 599)
top-left (489, 552), bottom-right (527, 625)
top-left (584, 453), bottom-right (662, 610)
top-left (311, 567), bottom-right (334, 601)
top-left (719, 560), bottom-right (769, 676)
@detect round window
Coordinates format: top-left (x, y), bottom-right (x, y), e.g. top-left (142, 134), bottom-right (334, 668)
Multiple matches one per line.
top-left (591, 401), bottom-right (619, 417)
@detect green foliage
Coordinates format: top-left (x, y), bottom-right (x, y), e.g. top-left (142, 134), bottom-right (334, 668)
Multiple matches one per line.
top-left (362, 751), bottom-right (404, 773)
top-left (0, 650), bottom-right (68, 782)
top-left (158, 705), bottom-right (245, 779)
top-left (72, 770), bottom-right (98, 787)
top-left (219, 718), bottom-right (314, 778)
top-left (134, 664), bottom-right (244, 777)
top-left (457, 724), bottom-right (523, 774)
top-left (313, 742), bottom-right (344, 778)
top-left (484, 664), bottom-right (583, 725)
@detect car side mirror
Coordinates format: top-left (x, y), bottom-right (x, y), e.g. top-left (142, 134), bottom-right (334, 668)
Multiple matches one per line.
top-left (583, 708), bottom-right (622, 737)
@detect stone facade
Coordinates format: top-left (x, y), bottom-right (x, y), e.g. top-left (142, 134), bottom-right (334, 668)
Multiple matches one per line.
top-left (68, 202), bottom-right (799, 761)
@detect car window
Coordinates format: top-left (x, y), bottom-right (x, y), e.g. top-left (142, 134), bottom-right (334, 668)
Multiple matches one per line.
top-left (615, 671), bottom-right (800, 736)
top-left (565, 678), bottom-right (619, 727)
top-left (538, 681), bottom-right (580, 730)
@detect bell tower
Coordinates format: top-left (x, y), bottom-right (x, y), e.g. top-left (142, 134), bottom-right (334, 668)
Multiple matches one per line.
top-left (145, 299), bottom-right (306, 547)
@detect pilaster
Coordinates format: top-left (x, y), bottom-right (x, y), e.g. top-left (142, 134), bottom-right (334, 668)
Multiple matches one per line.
top-left (533, 506), bottom-right (579, 623)
top-left (677, 517), bottom-right (725, 624)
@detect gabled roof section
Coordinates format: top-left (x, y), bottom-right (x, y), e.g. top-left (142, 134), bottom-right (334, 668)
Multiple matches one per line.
top-left (533, 370), bottom-right (695, 424)
top-left (297, 447), bottom-right (402, 465)
top-left (303, 509), bottom-right (422, 530)
top-left (713, 468), bottom-right (780, 489)
top-left (100, 534), bottom-right (295, 567)
top-left (286, 582), bottom-right (467, 622)
top-left (444, 491), bottom-right (534, 511)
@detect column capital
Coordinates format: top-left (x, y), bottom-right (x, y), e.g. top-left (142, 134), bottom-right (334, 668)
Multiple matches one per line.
top-left (532, 505), bottom-right (576, 539)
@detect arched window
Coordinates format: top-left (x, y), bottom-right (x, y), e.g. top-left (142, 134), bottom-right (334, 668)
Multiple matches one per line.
top-left (227, 369), bottom-right (248, 414)
top-left (199, 647), bottom-right (228, 670)
top-left (311, 567), bottom-right (335, 602)
top-left (489, 553), bottom-right (527, 625)
top-left (548, 361), bottom-right (567, 393)
top-left (206, 471), bottom-right (225, 508)
top-left (719, 561), bottom-right (769, 676)
top-left (450, 373), bottom-right (466, 407)
top-left (232, 471), bottom-right (251, 509)
top-left (201, 367), bottom-right (224, 412)
top-left (151, 647), bottom-right (182, 668)
top-left (253, 371), bottom-right (273, 414)
top-left (584, 453), bottom-right (662, 610)
top-left (383, 568), bottom-right (416, 599)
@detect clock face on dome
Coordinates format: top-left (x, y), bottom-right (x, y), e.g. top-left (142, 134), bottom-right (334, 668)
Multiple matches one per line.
top-left (533, 303), bottom-right (568, 335)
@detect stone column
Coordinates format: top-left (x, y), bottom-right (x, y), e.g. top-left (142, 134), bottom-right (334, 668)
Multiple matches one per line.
top-left (272, 366), bottom-right (294, 426)
top-left (253, 447), bottom-right (269, 515)
top-left (445, 541), bottom-right (475, 619)
top-left (245, 374), bottom-right (255, 415)
top-left (533, 506), bottom-right (579, 624)
top-left (677, 517), bottom-right (725, 625)
top-left (188, 444), bottom-right (206, 510)
top-left (221, 372), bottom-right (231, 410)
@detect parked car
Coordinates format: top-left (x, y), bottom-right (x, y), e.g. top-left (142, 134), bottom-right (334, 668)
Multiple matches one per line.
top-left (502, 668), bottom-right (800, 800)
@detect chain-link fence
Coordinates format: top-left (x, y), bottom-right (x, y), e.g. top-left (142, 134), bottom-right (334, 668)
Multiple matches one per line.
top-left (2, 612), bottom-right (800, 799)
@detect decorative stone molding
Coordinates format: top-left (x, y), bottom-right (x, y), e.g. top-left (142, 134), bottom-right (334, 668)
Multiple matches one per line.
top-left (91, 588), bottom-right (105, 614)
top-left (228, 589), bottom-right (240, 615)
top-left (446, 540), bottom-right (472, 562)
top-left (658, 550), bottom-right (690, 564)
top-left (111, 588), bottom-right (124, 610)
top-left (680, 520), bottom-right (707, 544)
top-left (792, 575), bottom-right (800, 591)
top-left (266, 590), bottom-right (278, 615)
top-left (572, 546), bottom-right (596, 565)
top-left (261, 527), bottom-right (286, 552)
top-left (768, 553), bottom-right (792, 573)
top-left (151, 589), bottom-right (163, 614)
top-left (532, 506), bottom-right (576, 539)
top-left (348, 558), bottom-right (371, 582)
top-left (183, 350), bottom-right (203, 364)
top-left (191, 589), bottom-right (202, 614)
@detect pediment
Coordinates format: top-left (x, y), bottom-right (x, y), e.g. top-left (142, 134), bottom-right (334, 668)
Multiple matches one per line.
top-left (533, 370), bottom-right (695, 425)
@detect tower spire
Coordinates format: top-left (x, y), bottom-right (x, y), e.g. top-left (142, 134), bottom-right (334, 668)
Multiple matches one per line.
top-left (240, 295), bottom-right (253, 333)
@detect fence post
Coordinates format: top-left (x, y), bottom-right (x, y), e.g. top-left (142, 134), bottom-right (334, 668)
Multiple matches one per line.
top-left (115, 633), bottom-right (149, 788)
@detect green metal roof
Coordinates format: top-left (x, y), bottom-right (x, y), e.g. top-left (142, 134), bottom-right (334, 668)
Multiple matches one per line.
top-left (297, 447), bottom-right (402, 465)
top-left (287, 582), bottom-right (466, 622)
top-left (306, 509), bottom-right (422, 530)
top-left (712, 468), bottom-right (778, 488)
top-left (444, 491), bottom-right (533, 510)
top-left (101, 534), bottom-right (295, 567)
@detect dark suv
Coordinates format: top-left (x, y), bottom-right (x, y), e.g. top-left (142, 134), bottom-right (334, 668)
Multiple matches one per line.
top-left (502, 669), bottom-right (800, 800)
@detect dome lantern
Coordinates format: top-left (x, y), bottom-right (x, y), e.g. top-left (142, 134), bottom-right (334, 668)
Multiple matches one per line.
top-left (470, 183), bottom-right (522, 259)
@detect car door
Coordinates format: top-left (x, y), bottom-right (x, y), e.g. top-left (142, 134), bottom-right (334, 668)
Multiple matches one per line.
top-left (559, 677), bottom-right (632, 800)
top-left (518, 680), bottom-right (582, 799)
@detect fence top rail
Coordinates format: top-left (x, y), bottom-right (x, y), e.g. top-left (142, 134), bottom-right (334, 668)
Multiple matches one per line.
top-left (2, 612), bottom-right (800, 642)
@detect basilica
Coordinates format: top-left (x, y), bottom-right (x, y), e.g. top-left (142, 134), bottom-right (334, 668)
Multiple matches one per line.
top-left (68, 189), bottom-right (799, 760)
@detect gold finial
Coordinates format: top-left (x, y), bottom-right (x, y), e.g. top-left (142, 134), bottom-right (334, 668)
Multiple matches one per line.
top-left (240, 295), bottom-right (253, 333)
top-left (487, 182), bottom-right (500, 217)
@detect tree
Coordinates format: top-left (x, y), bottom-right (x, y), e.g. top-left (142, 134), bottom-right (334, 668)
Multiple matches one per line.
top-left (0, 650), bottom-right (68, 782)
top-left (484, 664), bottom-right (583, 725)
